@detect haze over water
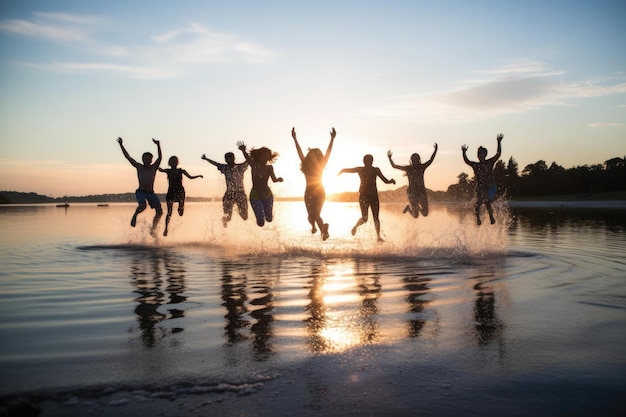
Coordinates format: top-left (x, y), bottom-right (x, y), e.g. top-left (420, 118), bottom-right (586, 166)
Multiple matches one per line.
top-left (0, 202), bottom-right (624, 416)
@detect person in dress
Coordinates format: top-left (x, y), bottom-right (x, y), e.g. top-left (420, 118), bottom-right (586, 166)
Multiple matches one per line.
top-left (117, 137), bottom-right (163, 237)
top-left (202, 152), bottom-right (249, 227)
top-left (387, 143), bottom-right (437, 219)
top-left (291, 127), bottom-right (336, 240)
top-left (236, 141), bottom-right (283, 227)
top-left (461, 133), bottom-right (503, 225)
top-left (338, 154), bottom-right (396, 242)
top-left (159, 156), bottom-right (203, 236)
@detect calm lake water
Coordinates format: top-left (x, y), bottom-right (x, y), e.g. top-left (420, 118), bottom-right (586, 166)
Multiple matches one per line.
top-left (0, 202), bottom-right (625, 416)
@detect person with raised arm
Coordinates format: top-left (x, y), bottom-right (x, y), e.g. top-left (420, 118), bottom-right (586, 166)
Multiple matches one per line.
top-left (291, 127), bottom-right (336, 240)
top-left (236, 141), bottom-right (283, 227)
top-left (202, 152), bottom-right (249, 227)
top-left (461, 133), bottom-right (503, 225)
top-left (338, 154), bottom-right (396, 242)
top-left (158, 156), bottom-right (203, 236)
top-left (387, 143), bottom-right (437, 219)
top-left (117, 137), bottom-right (163, 237)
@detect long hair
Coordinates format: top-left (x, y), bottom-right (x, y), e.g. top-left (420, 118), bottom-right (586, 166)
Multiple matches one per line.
top-left (250, 147), bottom-right (279, 164)
top-left (301, 148), bottom-right (324, 175)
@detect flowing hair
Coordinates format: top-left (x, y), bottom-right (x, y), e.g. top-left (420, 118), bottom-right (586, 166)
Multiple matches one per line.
top-left (301, 148), bottom-right (324, 175)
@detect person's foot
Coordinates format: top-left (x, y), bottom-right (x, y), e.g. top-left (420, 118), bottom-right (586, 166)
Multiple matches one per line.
top-left (476, 217), bottom-right (482, 226)
top-left (150, 228), bottom-right (157, 238)
top-left (163, 229), bottom-right (168, 237)
top-left (377, 237), bottom-right (384, 243)
top-left (402, 205), bottom-right (410, 214)
top-left (311, 225), bottom-right (317, 234)
top-left (178, 207), bottom-right (184, 216)
top-left (222, 216), bottom-right (228, 228)
top-left (490, 217), bottom-right (496, 224)
top-left (321, 223), bottom-right (329, 241)
top-left (351, 225), bottom-right (357, 236)
top-left (131, 213), bottom-right (138, 227)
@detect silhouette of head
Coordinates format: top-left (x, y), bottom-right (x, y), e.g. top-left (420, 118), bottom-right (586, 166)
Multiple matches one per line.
top-left (477, 146), bottom-right (488, 161)
top-left (225, 152), bottom-right (235, 166)
top-left (410, 153), bottom-right (421, 165)
top-left (142, 152), bottom-right (153, 165)
top-left (250, 147), bottom-right (278, 164)
top-left (302, 148), bottom-right (323, 174)
top-left (363, 154), bottom-right (374, 166)
top-left (168, 156), bottom-right (178, 167)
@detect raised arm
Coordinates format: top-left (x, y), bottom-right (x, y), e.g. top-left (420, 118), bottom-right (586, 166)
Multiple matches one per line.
top-left (152, 138), bottom-right (162, 167)
top-left (291, 127), bottom-right (306, 162)
top-left (461, 144), bottom-right (471, 166)
top-left (236, 141), bottom-right (254, 165)
top-left (201, 154), bottom-right (220, 167)
top-left (492, 134), bottom-right (503, 161)
top-left (321, 127), bottom-right (336, 165)
top-left (117, 137), bottom-right (139, 167)
top-left (423, 143), bottom-right (438, 168)
top-left (387, 150), bottom-right (402, 170)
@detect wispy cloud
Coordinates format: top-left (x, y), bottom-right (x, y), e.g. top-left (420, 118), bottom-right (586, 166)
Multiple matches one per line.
top-left (0, 13), bottom-right (276, 79)
top-left (587, 122), bottom-right (623, 127)
top-left (364, 61), bottom-right (626, 124)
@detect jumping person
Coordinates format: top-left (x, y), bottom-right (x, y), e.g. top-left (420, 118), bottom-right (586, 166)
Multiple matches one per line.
top-left (461, 133), bottom-right (503, 225)
top-left (338, 154), bottom-right (396, 242)
top-left (387, 143), bottom-right (437, 218)
top-left (202, 152), bottom-right (249, 227)
top-left (117, 137), bottom-right (163, 237)
top-left (236, 141), bottom-right (283, 227)
top-left (291, 127), bottom-right (336, 240)
top-left (158, 156), bottom-right (203, 236)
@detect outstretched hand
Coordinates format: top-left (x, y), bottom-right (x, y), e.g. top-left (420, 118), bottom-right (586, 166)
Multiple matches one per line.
top-left (117, 137), bottom-right (123, 145)
top-left (330, 127), bottom-right (336, 139)
top-left (497, 133), bottom-right (504, 142)
top-left (291, 127), bottom-right (297, 140)
top-left (461, 144), bottom-right (468, 152)
top-left (201, 153), bottom-right (207, 160)
top-left (236, 140), bottom-right (246, 150)
top-left (433, 143), bottom-right (438, 151)
top-left (387, 150), bottom-right (393, 158)
top-left (152, 138), bottom-right (160, 146)
top-left (391, 179), bottom-right (396, 185)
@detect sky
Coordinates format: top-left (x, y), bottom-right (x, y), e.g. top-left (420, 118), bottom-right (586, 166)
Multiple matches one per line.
top-left (0, 0), bottom-right (624, 199)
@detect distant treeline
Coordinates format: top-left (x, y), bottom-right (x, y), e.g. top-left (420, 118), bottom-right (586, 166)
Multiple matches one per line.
top-left (446, 156), bottom-right (626, 199)
top-left (2, 156), bottom-right (624, 204)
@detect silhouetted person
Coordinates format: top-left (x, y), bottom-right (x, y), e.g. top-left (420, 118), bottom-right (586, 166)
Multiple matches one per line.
top-left (202, 152), bottom-right (249, 227)
top-left (291, 127), bottom-right (336, 240)
top-left (117, 137), bottom-right (163, 236)
top-left (338, 154), bottom-right (396, 241)
top-left (388, 143), bottom-right (437, 218)
top-left (236, 141), bottom-right (283, 227)
top-left (462, 133), bottom-right (503, 225)
top-left (158, 156), bottom-right (203, 236)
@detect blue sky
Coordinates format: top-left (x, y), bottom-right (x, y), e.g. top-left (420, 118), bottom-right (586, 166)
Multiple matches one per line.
top-left (0, 0), bottom-right (624, 198)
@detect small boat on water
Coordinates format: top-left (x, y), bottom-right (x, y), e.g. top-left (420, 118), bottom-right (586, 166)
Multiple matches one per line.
top-left (56, 203), bottom-right (70, 208)
top-left (97, 204), bottom-right (109, 207)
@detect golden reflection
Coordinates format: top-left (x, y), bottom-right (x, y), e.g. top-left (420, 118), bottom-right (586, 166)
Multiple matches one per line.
top-left (305, 260), bottom-right (382, 353)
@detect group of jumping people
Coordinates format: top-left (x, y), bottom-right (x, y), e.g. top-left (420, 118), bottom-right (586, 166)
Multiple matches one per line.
top-left (117, 130), bottom-right (503, 240)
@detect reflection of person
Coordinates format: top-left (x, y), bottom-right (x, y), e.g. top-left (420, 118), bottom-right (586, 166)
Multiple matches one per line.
top-left (338, 154), bottom-right (396, 242)
top-left (236, 141), bottom-right (283, 227)
top-left (387, 143), bottom-right (437, 219)
top-left (462, 134), bottom-right (503, 225)
top-left (159, 156), bottom-right (203, 236)
top-left (202, 152), bottom-right (249, 227)
top-left (291, 127), bottom-right (336, 240)
top-left (117, 137), bottom-right (163, 237)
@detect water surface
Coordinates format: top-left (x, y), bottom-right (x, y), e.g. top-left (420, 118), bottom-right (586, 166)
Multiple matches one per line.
top-left (0, 202), bottom-right (624, 416)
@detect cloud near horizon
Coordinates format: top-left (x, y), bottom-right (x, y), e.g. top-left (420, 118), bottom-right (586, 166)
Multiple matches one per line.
top-left (365, 62), bottom-right (626, 124)
top-left (0, 13), bottom-right (276, 79)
